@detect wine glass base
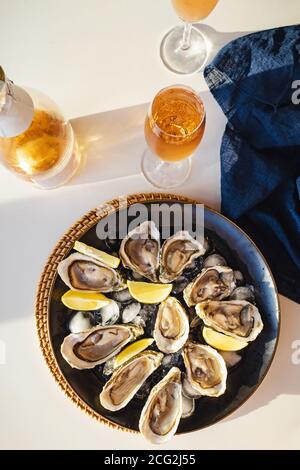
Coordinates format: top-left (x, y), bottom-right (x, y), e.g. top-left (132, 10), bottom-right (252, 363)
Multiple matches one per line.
top-left (160, 25), bottom-right (208, 75)
top-left (141, 148), bottom-right (192, 189)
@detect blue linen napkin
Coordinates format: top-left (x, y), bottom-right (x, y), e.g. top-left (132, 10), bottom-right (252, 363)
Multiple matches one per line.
top-left (204, 25), bottom-right (300, 303)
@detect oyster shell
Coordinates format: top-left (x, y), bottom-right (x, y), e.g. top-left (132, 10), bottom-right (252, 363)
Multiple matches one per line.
top-left (61, 324), bottom-right (143, 369)
top-left (196, 300), bottom-right (263, 342)
top-left (100, 350), bottom-right (163, 411)
top-left (139, 367), bottom-right (182, 444)
top-left (160, 231), bottom-right (205, 283)
top-left (233, 270), bottom-right (244, 286)
top-left (58, 253), bottom-right (124, 293)
top-left (183, 266), bottom-right (236, 307)
top-left (229, 286), bottom-right (255, 303)
top-left (119, 221), bottom-right (160, 282)
top-left (181, 394), bottom-right (195, 418)
top-left (182, 375), bottom-right (202, 399)
top-left (182, 342), bottom-right (227, 397)
top-left (203, 253), bottom-right (227, 268)
top-left (154, 297), bottom-right (189, 354)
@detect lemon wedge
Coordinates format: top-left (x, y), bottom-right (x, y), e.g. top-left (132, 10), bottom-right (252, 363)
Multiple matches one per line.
top-left (114, 338), bottom-right (154, 369)
top-left (127, 281), bottom-right (172, 304)
top-left (61, 290), bottom-right (110, 311)
top-left (203, 326), bottom-right (248, 351)
top-left (74, 241), bottom-right (120, 268)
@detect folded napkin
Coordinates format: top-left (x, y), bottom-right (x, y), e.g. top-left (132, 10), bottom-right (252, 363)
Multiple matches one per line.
top-left (204, 25), bottom-right (300, 303)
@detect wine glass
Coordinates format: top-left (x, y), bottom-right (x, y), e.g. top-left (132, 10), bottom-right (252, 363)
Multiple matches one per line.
top-left (160, 0), bottom-right (219, 74)
top-left (141, 85), bottom-right (206, 188)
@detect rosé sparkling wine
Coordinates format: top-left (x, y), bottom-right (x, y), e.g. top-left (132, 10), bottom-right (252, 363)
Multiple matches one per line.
top-left (142, 85), bottom-right (205, 189)
top-left (172, 0), bottom-right (219, 22)
top-left (144, 86), bottom-right (205, 163)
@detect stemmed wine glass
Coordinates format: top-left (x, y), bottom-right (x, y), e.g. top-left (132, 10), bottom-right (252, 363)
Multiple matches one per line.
top-left (141, 85), bottom-right (206, 188)
top-left (160, 0), bottom-right (219, 74)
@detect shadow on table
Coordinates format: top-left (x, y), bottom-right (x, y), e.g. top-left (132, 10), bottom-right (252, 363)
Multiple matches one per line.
top-left (49, 24), bottom-right (253, 190)
top-left (195, 24), bottom-right (254, 67)
top-left (70, 102), bottom-right (147, 185)
top-left (68, 89), bottom-right (222, 193)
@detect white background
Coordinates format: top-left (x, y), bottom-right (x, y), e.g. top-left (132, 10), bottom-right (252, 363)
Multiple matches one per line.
top-left (0, 0), bottom-right (300, 450)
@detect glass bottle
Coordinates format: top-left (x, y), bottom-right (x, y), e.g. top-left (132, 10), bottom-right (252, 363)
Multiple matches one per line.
top-left (0, 66), bottom-right (81, 189)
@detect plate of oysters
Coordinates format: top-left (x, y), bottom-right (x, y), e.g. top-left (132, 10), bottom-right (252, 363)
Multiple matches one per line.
top-left (36, 193), bottom-right (279, 444)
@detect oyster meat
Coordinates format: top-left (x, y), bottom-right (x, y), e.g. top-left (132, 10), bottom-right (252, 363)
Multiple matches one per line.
top-left (182, 342), bottom-right (227, 397)
top-left (119, 221), bottom-right (160, 282)
top-left (58, 253), bottom-right (124, 293)
top-left (154, 297), bottom-right (189, 354)
top-left (160, 231), bottom-right (205, 283)
top-left (196, 300), bottom-right (263, 342)
top-left (183, 266), bottom-right (236, 307)
top-left (61, 324), bottom-right (143, 369)
top-left (100, 350), bottom-right (163, 411)
top-left (139, 367), bottom-right (182, 444)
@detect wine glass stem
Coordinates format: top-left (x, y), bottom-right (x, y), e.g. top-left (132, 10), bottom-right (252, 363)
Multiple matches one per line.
top-left (181, 22), bottom-right (192, 50)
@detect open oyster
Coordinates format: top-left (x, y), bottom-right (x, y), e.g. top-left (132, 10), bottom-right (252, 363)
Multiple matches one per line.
top-left (154, 297), bottom-right (189, 354)
top-left (196, 300), bottom-right (263, 342)
top-left (119, 221), bottom-right (160, 282)
top-left (100, 350), bottom-right (163, 411)
top-left (58, 253), bottom-right (124, 293)
top-left (182, 342), bottom-right (227, 397)
top-left (160, 231), bottom-right (205, 283)
top-left (139, 367), bottom-right (182, 444)
top-left (61, 324), bottom-right (143, 369)
top-left (183, 266), bottom-right (236, 307)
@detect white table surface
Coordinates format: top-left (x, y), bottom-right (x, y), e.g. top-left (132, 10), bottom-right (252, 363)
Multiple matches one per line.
top-left (1, 0), bottom-right (300, 450)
